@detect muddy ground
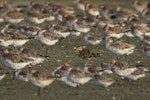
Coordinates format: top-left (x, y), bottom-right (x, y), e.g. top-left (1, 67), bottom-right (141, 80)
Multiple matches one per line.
top-left (0, 0), bottom-right (150, 100)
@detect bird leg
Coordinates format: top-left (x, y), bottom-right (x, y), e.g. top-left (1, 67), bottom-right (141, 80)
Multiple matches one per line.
top-left (37, 87), bottom-right (41, 96)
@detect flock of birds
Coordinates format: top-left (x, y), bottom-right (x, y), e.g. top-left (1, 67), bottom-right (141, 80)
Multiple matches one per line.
top-left (0, 0), bottom-right (150, 96)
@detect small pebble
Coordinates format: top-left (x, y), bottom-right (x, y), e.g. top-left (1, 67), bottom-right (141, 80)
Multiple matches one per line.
top-left (73, 47), bottom-right (76, 49)
top-left (66, 55), bottom-right (70, 57)
top-left (57, 60), bottom-right (62, 62)
top-left (112, 96), bottom-right (116, 100)
top-left (136, 61), bottom-right (141, 63)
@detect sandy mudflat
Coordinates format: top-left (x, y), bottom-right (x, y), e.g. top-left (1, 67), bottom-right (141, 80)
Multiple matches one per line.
top-left (0, 0), bottom-right (150, 100)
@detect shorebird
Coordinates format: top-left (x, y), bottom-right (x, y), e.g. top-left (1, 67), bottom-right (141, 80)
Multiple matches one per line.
top-left (131, 24), bottom-right (150, 40)
top-left (103, 24), bottom-right (124, 38)
top-left (99, 5), bottom-right (136, 21)
top-left (51, 63), bottom-right (73, 81)
top-left (28, 1), bottom-right (44, 13)
top-left (1, 24), bottom-right (19, 33)
top-left (106, 37), bottom-right (136, 55)
top-left (74, 0), bottom-right (88, 12)
top-left (1, 9), bottom-right (24, 23)
top-left (18, 46), bottom-right (47, 65)
top-left (2, 1), bottom-right (28, 12)
top-left (19, 24), bottom-right (41, 36)
top-left (127, 15), bottom-right (147, 26)
top-left (27, 69), bottom-right (55, 96)
top-left (62, 14), bottom-right (77, 28)
top-left (93, 74), bottom-right (114, 87)
top-left (48, 24), bottom-right (71, 38)
top-left (51, 63), bottom-right (81, 87)
top-left (84, 62), bottom-right (103, 76)
top-left (40, 7), bottom-right (55, 22)
top-left (94, 15), bottom-right (115, 29)
top-left (142, 33), bottom-right (150, 45)
top-left (0, 31), bottom-right (32, 47)
top-left (125, 67), bottom-right (148, 80)
top-left (84, 35), bottom-right (102, 45)
top-left (72, 18), bottom-right (90, 33)
top-left (141, 8), bottom-right (150, 22)
top-left (85, 3), bottom-right (99, 17)
top-left (51, 63), bottom-right (77, 87)
top-left (26, 11), bottom-right (49, 24)
top-left (34, 29), bottom-right (60, 46)
top-left (98, 5), bottom-right (111, 19)
top-left (52, 3), bottom-right (75, 14)
top-left (15, 69), bottom-right (28, 82)
top-left (70, 31), bottom-right (81, 36)
top-left (52, 9), bottom-right (68, 22)
top-left (132, 0), bottom-right (150, 13)
top-left (81, 17), bottom-right (95, 27)
top-left (0, 1), bottom-right (12, 14)
top-left (108, 7), bottom-right (136, 21)
top-left (65, 67), bottom-right (92, 87)
top-left (99, 62), bottom-right (113, 74)
top-left (14, 4), bottom-right (28, 12)
top-left (110, 59), bottom-right (137, 78)
top-left (0, 48), bottom-right (33, 70)
top-left (103, 23), bottom-right (132, 38)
